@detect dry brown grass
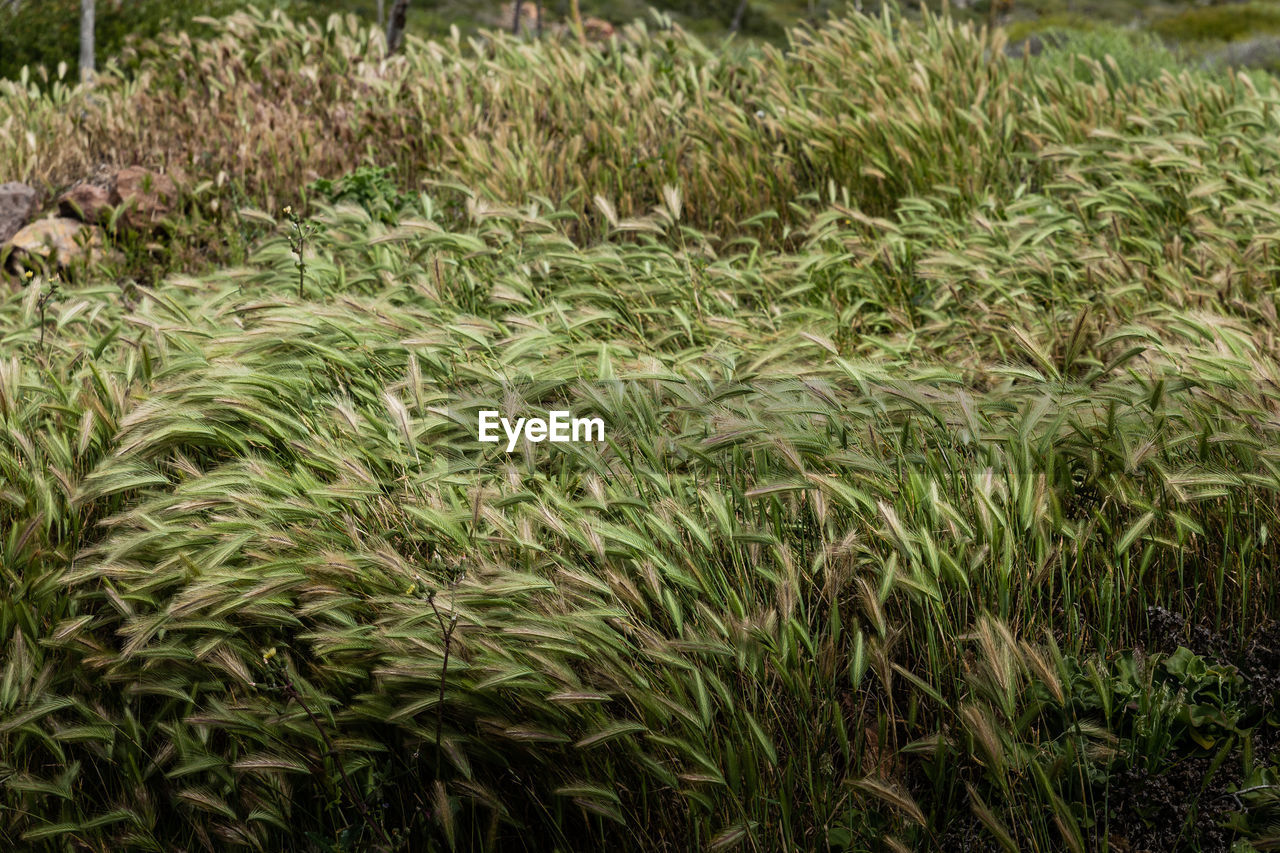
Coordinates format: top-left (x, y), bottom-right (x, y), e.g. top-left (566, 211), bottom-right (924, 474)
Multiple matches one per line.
top-left (4, 6), bottom-right (1246, 250)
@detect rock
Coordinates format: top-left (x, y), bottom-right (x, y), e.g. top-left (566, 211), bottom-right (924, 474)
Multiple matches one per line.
top-left (1204, 37), bottom-right (1280, 72)
top-left (0, 182), bottom-right (39, 244)
top-left (110, 166), bottom-right (177, 230)
top-left (1003, 32), bottom-right (1068, 59)
top-left (58, 182), bottom-right (112, 224)
top-left (6, 217), bottom-right (103, 268)
top-left (583, 16), bottom-right (615, 42)
top-left (166, 164), bottom-right (191, 192)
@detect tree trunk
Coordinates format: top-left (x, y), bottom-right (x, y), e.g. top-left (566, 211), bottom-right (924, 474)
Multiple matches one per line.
top-left (569, 0), bottom-right (585, 45)
top-left (512, 0), bottom-right (523, 34)
top-left (376, 0), bottom-right (384, 31)
top-left (536, 1), bottom-right (542, 38)
top-left (730, 0), bottom-right (749, 32)
top-left (385, 0), bottom-right (410, 53)
top-left (79, 0), bottom-right (94, 83)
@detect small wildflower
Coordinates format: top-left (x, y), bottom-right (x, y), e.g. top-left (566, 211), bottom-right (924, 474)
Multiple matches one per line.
top-left (23, 270), bottom-right (32, 280)
top-left (283, 208), bottom-right (314, 298)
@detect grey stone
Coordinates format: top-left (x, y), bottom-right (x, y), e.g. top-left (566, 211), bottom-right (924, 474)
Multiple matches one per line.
top-left (1004, 32), bottom-right (1069, 59)
top-left (1204, 37), bottom-right (1280, 72)
top-left (0, 182), bottom-right (39, 244)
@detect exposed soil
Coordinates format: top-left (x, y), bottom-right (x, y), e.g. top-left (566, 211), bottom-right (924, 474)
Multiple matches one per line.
top-left (1106, 608), bottom-right (1280, 853)
top-left (934, 609), bottom-right (1280, 852)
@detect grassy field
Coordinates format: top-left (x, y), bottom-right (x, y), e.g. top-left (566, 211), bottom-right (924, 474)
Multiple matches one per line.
top-left (9, 0), bottom-right (1280, 81)
top-left (3, 4), bottom-right (1280, 851)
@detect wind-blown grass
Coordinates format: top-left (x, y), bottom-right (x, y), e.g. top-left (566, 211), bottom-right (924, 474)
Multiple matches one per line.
top-left (3, 6), bottom-right (1280, 852)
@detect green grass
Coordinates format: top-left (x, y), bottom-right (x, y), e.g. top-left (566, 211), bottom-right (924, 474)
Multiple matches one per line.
top-left (1149, 2), bottom-right (1280, 43)
top-left (0, 0), bottom-right (825, 81)
top-left (3, 5), bottom-right (1280, 852)
top-left (8, 0), bottom-right (1280, 84)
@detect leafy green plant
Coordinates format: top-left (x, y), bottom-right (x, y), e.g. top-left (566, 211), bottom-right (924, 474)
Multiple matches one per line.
top-left (283, 204), bottom-right (316, 298)
top-left (309, 165), bottom-right (407, 224)
top-left (33, 272), bottom-right (62, 352)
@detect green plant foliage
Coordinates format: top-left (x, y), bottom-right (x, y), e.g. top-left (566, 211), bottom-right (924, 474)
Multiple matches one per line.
top-left (1004, 12), bottom-right (1097, 43)
top-left (1150, 3), bottom-right (1280, 44)
top-left (1, 5), bottom-right (1280, 852)
top-left (0, 0), bottom-right (244, 81)
top-left (309, 166), bottom-right (408, 223)
top-left (1030, 27), bottom-right (1183, 84)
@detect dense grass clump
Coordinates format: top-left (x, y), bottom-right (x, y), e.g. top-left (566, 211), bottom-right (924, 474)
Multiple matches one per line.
top-left (4, 6), bottom-right (1280, 852)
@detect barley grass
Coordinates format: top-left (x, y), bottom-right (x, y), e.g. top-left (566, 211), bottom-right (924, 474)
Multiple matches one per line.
top-left (2, 5), bottom-right (1280, 851)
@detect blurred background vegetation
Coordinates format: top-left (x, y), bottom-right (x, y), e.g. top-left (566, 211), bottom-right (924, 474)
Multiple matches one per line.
top-left (5, 0), bottom-right (1280, 82)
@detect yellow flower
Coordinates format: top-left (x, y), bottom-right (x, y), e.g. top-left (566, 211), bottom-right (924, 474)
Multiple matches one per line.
top-left (283, 206), bottom-right (293, 215)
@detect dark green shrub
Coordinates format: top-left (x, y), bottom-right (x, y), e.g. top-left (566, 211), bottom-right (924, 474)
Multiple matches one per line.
top-left (0, 0), bottom-right (246, 81)
top-left (309, 165), bottom-right (407, 223)
top-left (1150, 3), bottom-right (1280, 43)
